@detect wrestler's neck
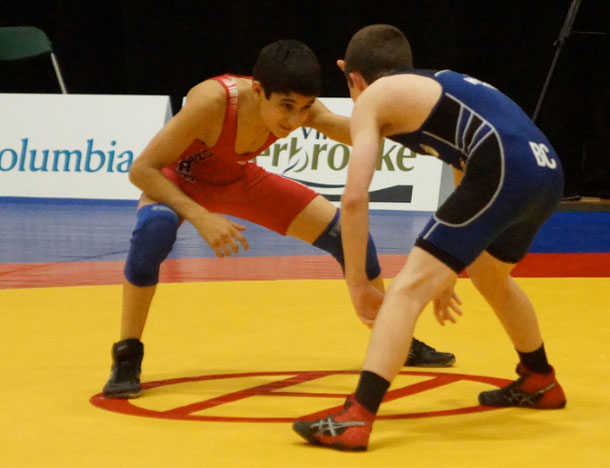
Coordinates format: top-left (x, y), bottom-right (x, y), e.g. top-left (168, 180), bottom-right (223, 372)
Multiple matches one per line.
top-left (232, 78), bottom-right (268, 132)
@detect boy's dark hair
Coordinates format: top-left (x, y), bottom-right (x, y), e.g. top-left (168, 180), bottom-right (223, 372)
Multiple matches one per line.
top-left (253, 40), bottom-right (321, 98)
top-left (344, 24), bottom-right (413, 85)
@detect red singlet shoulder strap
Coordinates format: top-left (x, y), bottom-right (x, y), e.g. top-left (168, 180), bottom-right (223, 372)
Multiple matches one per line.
top-left (208, 74), bottom-right (278, 157)
top-left (208, 74), bottom-right (239, 151)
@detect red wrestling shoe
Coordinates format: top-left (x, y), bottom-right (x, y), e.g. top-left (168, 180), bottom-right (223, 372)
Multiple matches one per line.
top-left (292, 395), bottom-right (375, 451)
top-left (478, 364), bottom-right (566, 409)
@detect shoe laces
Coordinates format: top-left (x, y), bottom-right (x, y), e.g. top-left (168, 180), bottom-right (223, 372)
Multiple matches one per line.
top-left (310, 417), bottom-right (365, 437)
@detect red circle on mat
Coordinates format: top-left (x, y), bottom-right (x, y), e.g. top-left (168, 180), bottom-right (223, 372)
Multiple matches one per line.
top-left (90, 370), bottom-right (511, 423)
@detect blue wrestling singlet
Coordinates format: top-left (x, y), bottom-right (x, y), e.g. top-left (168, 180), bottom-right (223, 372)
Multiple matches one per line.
top-left (387, 69), bottom-right (564, 272)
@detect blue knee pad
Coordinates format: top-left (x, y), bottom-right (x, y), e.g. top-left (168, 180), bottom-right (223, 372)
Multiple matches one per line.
top-left (124, 204), bottom-right (180, 287)
top-left (312, 209), bottom-right (381, 280)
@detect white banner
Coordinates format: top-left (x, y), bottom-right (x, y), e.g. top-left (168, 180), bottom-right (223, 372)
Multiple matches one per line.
top-left (0, 95), bottom-right (451, 210)
top-left (257, 98), bottom-right (453, 211)
top-left (0, 93), bottom-right (172, 199)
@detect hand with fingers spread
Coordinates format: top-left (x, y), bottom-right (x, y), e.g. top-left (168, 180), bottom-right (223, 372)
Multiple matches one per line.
top-left (194, 212), bottom-right (249, 257)
top-left (433, 285), bottom-right (463, 326)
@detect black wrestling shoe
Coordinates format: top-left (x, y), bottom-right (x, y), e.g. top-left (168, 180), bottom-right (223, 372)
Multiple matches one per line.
top-left (102, 338), bottom-right (144, 398)
top-left (405, 338), bottom-right (456, 367)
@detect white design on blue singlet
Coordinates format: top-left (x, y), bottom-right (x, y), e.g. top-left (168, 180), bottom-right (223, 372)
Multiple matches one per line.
top-left (422, 91), bottom-right (506, 229)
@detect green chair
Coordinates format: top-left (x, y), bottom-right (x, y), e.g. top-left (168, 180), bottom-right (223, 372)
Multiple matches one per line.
top-left (0, 26), bottom-right (68, 93)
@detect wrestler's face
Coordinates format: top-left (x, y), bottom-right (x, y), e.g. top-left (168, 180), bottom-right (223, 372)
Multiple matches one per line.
top-left (255, 86), bottom-right (316, 137)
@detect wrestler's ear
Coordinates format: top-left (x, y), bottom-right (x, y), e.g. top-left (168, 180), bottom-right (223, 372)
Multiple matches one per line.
top-left (336, 59), bottom-right (346, 72)
top-left (252, 80), bottom-right (264, 100)
top-left (350, 72), bottom-right (368, 91)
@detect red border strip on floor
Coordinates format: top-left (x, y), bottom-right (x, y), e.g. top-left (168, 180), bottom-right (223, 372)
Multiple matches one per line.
top-left (381, 253), bottom-right (610, 278)
top-left (1, 253), bottom-right (609, 289)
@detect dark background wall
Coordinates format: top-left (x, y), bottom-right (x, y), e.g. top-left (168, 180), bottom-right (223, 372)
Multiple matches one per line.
top-left (3, 0), bottom-right (609, 198)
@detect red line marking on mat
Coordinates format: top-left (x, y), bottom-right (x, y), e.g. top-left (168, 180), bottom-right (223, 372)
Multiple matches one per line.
top-left (2, 253), bottom-right (609, 289)
top-left (90, 370), bottom-right (511, 423)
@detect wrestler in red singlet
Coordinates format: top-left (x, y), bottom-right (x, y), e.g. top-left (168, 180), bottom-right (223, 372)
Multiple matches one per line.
top-left (162, 74), bottom-right (318, 235)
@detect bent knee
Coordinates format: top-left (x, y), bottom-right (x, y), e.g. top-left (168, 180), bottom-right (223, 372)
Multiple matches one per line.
top-left (384, 280), bottom-right (431, 313)
top-left (124, 204), bottom-right (179, 287)
top-left (468, 267), bottom-right (513, 298)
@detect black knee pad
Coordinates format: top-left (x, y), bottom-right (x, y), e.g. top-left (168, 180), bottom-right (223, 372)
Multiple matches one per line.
top-left (312, 209), bottom-right (381, 280)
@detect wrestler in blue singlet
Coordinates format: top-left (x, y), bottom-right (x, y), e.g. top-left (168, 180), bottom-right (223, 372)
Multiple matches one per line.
top-left (388, 69), bottom-right (564, 272)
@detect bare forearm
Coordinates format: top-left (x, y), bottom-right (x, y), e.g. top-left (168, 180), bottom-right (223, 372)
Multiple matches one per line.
top-left (308, 100), bottom-right (352, 145)
top-left (129, 165), bottom-right (206, 220)
top-left (341, 192), bottom-right (370, 284)
top-left (315, 114), bottom-right (352, 145)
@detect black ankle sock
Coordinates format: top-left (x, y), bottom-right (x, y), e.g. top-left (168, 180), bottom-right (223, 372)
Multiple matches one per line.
top-left (354, 370), bottom-right (391, 414)
top-left (517, 344), bottom-right (552, 374)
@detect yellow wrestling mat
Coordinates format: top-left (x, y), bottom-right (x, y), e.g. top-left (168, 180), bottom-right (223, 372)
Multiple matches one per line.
top-left (1, 277), bottom-right (609, 467)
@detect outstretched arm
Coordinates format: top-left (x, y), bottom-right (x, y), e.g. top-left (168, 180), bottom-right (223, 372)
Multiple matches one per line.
top-left (341, 97), bottom-right (385, 320)
top-left (305, 98), bottom-right (352, 145)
